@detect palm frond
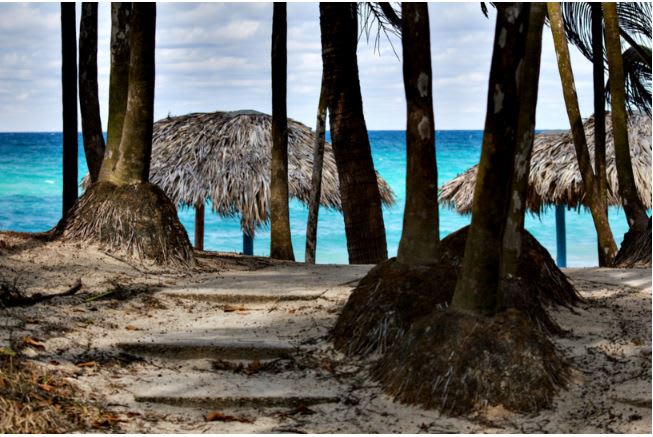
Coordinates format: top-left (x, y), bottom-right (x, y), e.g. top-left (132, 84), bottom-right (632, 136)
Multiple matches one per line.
top-left (357, 2), bottom-right (402, 57)
top-left (606, 46), bottom-right (652, 116)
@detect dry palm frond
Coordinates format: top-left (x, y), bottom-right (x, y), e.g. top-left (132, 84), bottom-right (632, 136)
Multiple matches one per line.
top-left (439, 113), bottom-right (652, 214)
top-left (149, 110), bottom-right (395, 236)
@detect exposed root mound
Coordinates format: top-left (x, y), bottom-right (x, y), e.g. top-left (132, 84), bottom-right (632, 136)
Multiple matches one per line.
top-left (332, 226), bottom-right (580, 356)
top-left (371, 309), bottom-right (570, 415)
top-left (54, 182), bottom-right (193, 266)
top-left (614, 218), bottom-right (652, 268)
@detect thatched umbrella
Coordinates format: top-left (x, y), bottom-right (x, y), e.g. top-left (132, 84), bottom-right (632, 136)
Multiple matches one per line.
top-left (149, 110), bottom-right (395, 253)
top-left (439, 113), bottom-right (651, 266)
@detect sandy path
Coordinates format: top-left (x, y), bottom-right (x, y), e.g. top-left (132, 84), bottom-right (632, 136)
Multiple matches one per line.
top-left (0, 236), bottom-right (650, 433)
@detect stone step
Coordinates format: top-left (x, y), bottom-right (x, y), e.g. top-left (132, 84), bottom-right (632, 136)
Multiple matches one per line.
top-left (131, 372), bottom-right (341, 409)
top-left (117, 339), bottom-right (294, 360)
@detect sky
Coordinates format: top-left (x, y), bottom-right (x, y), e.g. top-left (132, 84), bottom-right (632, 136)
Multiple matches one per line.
top-left (0, 2), bottom-right (598, 132)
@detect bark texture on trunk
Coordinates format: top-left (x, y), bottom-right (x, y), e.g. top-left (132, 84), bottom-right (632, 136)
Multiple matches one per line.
top-left (305, 72), bottom-right (328, 265)
top-left (450, 3), bottom-right (530, 316)
top-left (319, 2), bottom-right (388, 264)
top-left (592, 3), bottom-right (609, 266)
top-left (194, 203), bottom-right (204, 251)
top-left (111, 2), bottom-right (156, 185)
top-left (548, 2), bottom-right (618, 265)
top-left (500, 2), bottom-right (546, 278)
top-left (396, 2), bottom-right (439, 266)
top-left (99, 3), bottom-right (132, 182)
top-left (603, 2), bottom-right (649, 231)
top-left (79, 2), bottom-right (105, 183)
top-left (270, 3), bottom-right (295, 261)
top-left (61, 2), bottom-right (78, 215)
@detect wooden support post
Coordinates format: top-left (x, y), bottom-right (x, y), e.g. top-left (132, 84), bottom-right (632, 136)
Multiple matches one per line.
top-left (243, 233), bottom-right (254, 256)
top-left (194, 203), bottom-right (204, 251)
top-left (556, 204), bottom-right (567, 268)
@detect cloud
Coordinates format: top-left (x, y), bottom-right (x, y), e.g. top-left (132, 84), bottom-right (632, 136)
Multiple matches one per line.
top-left (0, 2), bottom-right (599, 132)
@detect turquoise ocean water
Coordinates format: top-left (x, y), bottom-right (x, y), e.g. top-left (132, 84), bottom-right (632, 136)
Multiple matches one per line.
top-left (0, 131), bottom-right (631, 267)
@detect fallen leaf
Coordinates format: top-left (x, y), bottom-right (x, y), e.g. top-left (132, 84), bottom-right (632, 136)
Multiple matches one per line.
top-left (93, 413), bottom-right (124, 428)
top-left (38, 383), bottom-right (54, 392)
top-left (244, 360), bottom-right (262, 375)
top-left (287, 404), bottom-right (316, 415)
top-left (76, 361), bottom-right (97, 368)
top-left (223, 304), bottom-right (246, 313)
top-left (287, 309), bottom-right (297, 314)
top-left (23, 336), bottom-right (46, 350)
top-left (206, 411), bottom-right (253, 423)
top-left (126, 411), bottom-right (141, 417)
top-left (125, 325), bottom-right (139, 331)
top-left (49, 360), bottom-right (60, 365)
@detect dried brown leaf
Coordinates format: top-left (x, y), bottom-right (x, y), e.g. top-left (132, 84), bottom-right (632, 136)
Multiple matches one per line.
top-left (206, 411), bottom-right (253, 423)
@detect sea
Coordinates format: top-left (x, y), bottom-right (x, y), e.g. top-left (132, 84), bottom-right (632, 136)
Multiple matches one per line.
top-left (0, 131), bottom-right (632, 267)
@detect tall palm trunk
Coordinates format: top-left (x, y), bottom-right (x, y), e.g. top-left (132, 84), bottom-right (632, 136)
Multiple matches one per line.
top-left (396, 2), bottom-right (439, 266)
top-left (61, 2), bottom-right (78, 215)
top-left (592, 3), bottom-right (609, 266)
top-left (79, 2), bottom-right (105, 183)
top-left (500, 2), bottom-right (546, 278)
top-left (547, 2), bottom-right (618, 265)
top-left (305, 72), bottom-right (328, 264)
top-left (603, 2), bottom-right (649, 231)
top-left (450, 3), bottom-right (530, 316)
top-left (98, 3), bottom-right (132, 182)
top-left (270, 3), bottom-right (294, 261)
top-left (111, 2), bottom-right (156, 184)
top-left (319, 2), bottom-right (388, 264)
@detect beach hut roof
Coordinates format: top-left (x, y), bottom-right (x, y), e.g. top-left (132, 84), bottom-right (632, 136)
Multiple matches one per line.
top-left (149, 110), bottom-right (395, 235)
top-left (439, 113), bottom-right (652, 214)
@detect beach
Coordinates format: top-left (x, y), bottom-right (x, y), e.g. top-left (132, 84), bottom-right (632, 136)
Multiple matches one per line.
top-left (0, 233), bottom-right (650, 433)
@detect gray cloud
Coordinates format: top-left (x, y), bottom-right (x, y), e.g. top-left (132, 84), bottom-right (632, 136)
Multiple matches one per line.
top-left (0, 2), bottom-right (597, 132)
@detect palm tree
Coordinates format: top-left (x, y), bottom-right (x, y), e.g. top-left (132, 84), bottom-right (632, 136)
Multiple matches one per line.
top-left (451, 3), bottom-right (531, 315)
top-left (319, 2), bottom-right (388, 264)
top-left (395, 2), bottom-right (438, 265)
top-left (98, 3), bottom-right (131, 182)
top-left (603, 2), bottom-right (649, 232)
top-left (500, 2), bottom-right (546, 278)
top-left (270, 2), bottom-right (294, 261)
top-left (61, 2), bottom-right (78, 215)
top-left (79, 2), bottom-right (105, 183)
top-left (547, 2), bottom-right (618, 266)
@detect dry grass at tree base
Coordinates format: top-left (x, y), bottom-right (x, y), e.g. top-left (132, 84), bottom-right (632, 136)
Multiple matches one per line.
top-left (0, 355), bottom-right (117, 433)
top-left (614, 218), bottom-right (652, 268)
top-left (54, 181), bottom-right (194, 267)
top-left (371, 308), bottom-right (570, 415)
top-left (332, 225), bottom-right (581, 358)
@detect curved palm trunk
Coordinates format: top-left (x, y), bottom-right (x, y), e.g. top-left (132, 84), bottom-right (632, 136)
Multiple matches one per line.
top-left (79, 2), bottom-right (105, 183)
top-left (603, 2), bottom-right (649, 231)
top-left (305, 72), bottom-right (328, 265)
top-left (500, 2), bottom-right (546, 278)
top-left (61, 2), bottom-right (78, 215)
top-left (547, 2), bottom-right (618, 265)
top-left (111, 2), bottom-right (156, 184)
top-left (396, 2), bottom-right (439, 266)
top-left (450, 3), bottom-right (530, 316)
top-left (591, 3), bottom-right (609, 266)
top-left (270, 3), bottom-right (294, 261)
top-left (98, 3), bottom-right (132, 182)
top-left (319, 2), bottom-right (388, 264)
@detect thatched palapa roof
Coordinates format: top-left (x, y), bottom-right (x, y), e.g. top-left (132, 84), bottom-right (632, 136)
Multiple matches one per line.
top-left (439, 113), bottom-right (652, 214)
top-left (149, 110), bottom-right (395, 235)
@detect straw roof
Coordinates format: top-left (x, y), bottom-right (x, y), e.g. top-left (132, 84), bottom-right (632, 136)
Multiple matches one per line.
top-left (439, 113), bottom-right (652, 214)
top-left (149, 110), bottom-right (395, 235)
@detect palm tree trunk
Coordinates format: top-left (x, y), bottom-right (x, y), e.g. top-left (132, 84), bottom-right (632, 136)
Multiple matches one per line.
top-left (603, 2), bottom-right (649, 231)
top-left (195, 203), bottom-right (205, 251)
top-left (61, 2), bottom-right (78, 215)
top-left (270, 2), bottom-right (295, 261)
top-left (305, 72), bottom-right (328, 265)
top-left (396, 2), bottom-right (439, 266)
top-left (591, 3), bottom-right (609, 266)
top-left (110, 2), bottom-right (156, 185)
top-left (547, 2), bottom-right (618, 265)
top-left (98, 3), bottom-right (132, 182)
top-left (500, 2), bottom-right (546, 279)
top-left (319, 2), bottom-right (388, 264)
top-left (79, 2), bottom-right (105, 183)
top-left (450, 3), bottom-right (530, 316)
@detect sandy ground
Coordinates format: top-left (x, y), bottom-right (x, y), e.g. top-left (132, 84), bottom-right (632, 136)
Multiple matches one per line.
top-left (0, 232), bottom-right (651, 433)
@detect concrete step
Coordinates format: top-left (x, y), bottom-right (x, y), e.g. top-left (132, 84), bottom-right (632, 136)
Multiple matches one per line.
top-left (117, 339), bottom-right (294, 360)
top-left (131, 372), bottom-right (341, 409)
